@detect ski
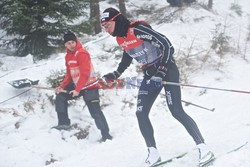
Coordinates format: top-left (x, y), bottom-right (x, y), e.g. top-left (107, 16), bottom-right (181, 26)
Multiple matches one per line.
top-left (199, 153), bottom-right (215, 167)
top-left (152, 152), bottom-right (188, 167)
top-left (152, 141), bottom-right (248, 167)
top-left (199, 141), bottom-right (248, 167)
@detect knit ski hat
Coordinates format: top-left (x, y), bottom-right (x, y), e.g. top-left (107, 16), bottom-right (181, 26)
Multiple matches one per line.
top-left (101, 8), bottom-right (121, 23)
top-left (101, 8), bottom-right (130, 37)
top-left (63, 31), bottom-right (77, 44)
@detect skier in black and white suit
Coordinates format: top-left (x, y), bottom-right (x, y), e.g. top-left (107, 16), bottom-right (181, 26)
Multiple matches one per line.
top-left (101, 7), bottom-right (214, 167)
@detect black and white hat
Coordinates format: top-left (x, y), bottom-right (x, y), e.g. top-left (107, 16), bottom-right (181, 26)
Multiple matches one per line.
top-left (101, 8), bottom-right (130, 37)
top-left (101, 8), bottom-right (121, 23)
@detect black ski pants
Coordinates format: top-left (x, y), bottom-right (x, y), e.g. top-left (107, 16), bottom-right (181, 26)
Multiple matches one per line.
top-left (136, 62), bottom-right (204, 148)
top-left (55, 83), bottom-right (110, 136)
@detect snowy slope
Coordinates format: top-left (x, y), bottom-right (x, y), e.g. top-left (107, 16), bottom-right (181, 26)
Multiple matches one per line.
top-left (0, 0), bottom-right (250, 167)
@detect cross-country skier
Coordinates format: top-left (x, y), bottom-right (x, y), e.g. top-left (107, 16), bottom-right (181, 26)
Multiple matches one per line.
top-left (100, 7), bottom-right (214, 166)
top-left (53, 31), bottom-right (112, 142)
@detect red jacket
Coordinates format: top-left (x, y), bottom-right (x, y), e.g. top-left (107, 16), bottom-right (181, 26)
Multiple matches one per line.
top-left (60, 41), bottom-right (98, 92)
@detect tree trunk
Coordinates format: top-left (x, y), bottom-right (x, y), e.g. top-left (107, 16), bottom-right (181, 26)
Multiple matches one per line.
top-left (208, 0), bottom-right (213, 9)
top-left (118, 0), bottom-right (127, 17)
top-left (90, 0), bottom-right (101, 34)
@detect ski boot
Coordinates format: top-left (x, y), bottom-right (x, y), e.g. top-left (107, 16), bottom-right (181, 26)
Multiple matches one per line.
top-left (198, 143), bottom-right (215, 167)
top-left (144, 147), bottom-right (161, 167)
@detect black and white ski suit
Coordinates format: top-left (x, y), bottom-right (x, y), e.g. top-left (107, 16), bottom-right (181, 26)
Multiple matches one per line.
top-left (115, 22), bottom-right (205, 148)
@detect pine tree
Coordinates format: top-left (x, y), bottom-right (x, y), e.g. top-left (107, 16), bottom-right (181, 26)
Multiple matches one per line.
top-left (208, 0), bottom-right (213, 9)
top-left (90, 0), bottom-right (101, 34)
top-left (0, 0), bottom-right (90, 60)
top-left (119, 0), bottom-right (127, 17)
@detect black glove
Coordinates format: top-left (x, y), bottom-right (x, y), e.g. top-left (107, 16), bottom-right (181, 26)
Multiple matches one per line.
top-left (143, 64), bottom-right (158, 78)
top-left (103, 70), bottom-right (121, 80)
top-left (155, 65), bottom-right (168, 79)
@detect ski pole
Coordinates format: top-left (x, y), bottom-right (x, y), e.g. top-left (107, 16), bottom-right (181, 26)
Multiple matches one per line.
top-left (181, 100), bottom-right (215, 112)
top-left (162, 81), bottom-right (250, 94)
top-left (124, 81), bottom-right (215, 112)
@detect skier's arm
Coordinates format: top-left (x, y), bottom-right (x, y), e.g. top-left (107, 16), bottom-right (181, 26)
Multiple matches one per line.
top-left (103, 51), bottom-right (133, 79)
top-left (134, 24), bottom-right (173, 64)
top-left (117, 51), bottom-right (133, 74)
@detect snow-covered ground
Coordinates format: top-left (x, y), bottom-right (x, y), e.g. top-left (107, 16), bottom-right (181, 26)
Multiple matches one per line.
top-left (0, 0), bottom-right (250, 167)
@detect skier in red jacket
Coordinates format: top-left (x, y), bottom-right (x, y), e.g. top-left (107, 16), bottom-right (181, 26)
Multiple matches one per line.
top-left (53, 31), bottom-right (112, 142)
top-left (101, 8), bottom-right (214, 166)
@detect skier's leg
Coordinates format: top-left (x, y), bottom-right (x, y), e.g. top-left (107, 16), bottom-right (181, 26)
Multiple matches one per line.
top-left (164, 63), bottom-right (214, 165)
top-left (55, 83), bottom-right (75, 126)
top-left (136, 78), bottom-right (162, 148)
top-left (83, 89), bottom-right (111, 141)
top-left (136, 78), bottom-right (163, 166)
top-left (164, 63), bottom-right (204, 145)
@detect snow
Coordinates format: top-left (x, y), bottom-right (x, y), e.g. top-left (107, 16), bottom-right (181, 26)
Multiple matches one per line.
top-left (0, 0), bottom-right (250, 167)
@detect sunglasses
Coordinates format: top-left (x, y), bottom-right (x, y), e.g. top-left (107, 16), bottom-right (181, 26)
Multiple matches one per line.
top-left (102, 22), bottom-right (112, 29)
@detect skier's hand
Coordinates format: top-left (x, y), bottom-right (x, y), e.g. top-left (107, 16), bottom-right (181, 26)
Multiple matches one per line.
top-left (69, 90), bottom-right (79, 97)
top-left (150, 65), bottom-right (167, 82)
top-left (155, 65), bottom-right (167, 79)
top-left (55, 86), bottom-right (64, 94)
top-left (103, 71), bottom-right (121, 80)
top-left (143, 64), bottom-right (158, 78)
